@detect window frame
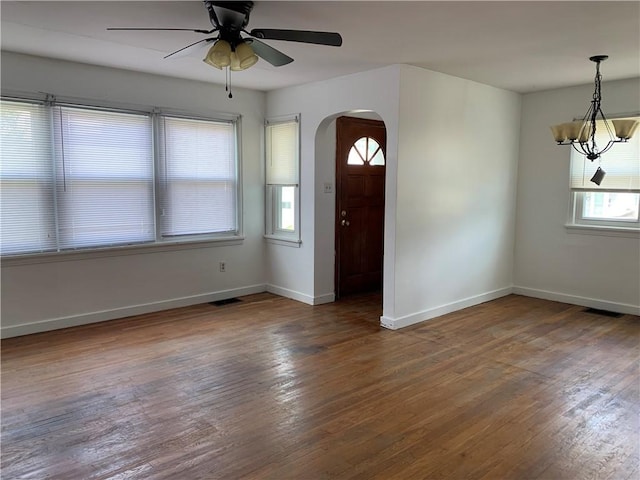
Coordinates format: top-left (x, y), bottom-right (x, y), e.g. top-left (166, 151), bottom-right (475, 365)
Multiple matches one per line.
top-left (572, 191), bottom-right (640, 227)
top-left (566, 114), bottom-right (640, 237)
top-left (270, 185), bottom-right (298, 235)
top-left (0, 93), bottom-right (244, 260)
top-left (155, 113), bottom-right (241, 241)
top-left (264, 114), bottom-right (301, 246)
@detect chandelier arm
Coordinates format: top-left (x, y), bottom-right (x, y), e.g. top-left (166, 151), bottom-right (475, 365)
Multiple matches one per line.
top-left (596, 105), bottom-right (616, 140)
top-left (571, 141), bottom-right (589, 157)
top-left (580, 102), bottom-right (597, 157)
top-left (577, 141), bottom-right (595, 158)
top-left (597, 139), bottom-right (616, 157)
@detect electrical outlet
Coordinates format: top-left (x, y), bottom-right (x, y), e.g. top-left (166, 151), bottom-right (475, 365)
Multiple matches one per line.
top-left (323, 182), bottom-right (334, 194)
top-left (219, 261), bottom-right (226, 272)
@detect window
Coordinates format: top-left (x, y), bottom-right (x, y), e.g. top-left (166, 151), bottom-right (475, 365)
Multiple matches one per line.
top-left (0, 97), bottom-right (240, 256)
top-left (265, 115), bottom-right (300, 243)
top-left (53, 106), bottom-right (155, 249)
top-left (0, 100), bottom-right (56, 255)
top-left (569, 118), bottom-right (640, 231)
top-left (158, 116), bottom-right (237, 238)
top-left (347, 136), bottom-right (385, 166)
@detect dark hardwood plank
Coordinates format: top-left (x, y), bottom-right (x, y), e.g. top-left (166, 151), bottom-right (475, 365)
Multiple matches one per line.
top-left (1, 293), bottom-right (638, 479)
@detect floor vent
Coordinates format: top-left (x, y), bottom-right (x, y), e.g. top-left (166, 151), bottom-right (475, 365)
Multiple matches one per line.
top-left (583, 307), bottom-right (623, 318)
top-left (210, 298), bottom-right (242, 307)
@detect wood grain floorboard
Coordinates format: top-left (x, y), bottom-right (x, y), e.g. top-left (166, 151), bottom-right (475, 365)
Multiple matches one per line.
top-left (1, 293), bottom-right (638, 479)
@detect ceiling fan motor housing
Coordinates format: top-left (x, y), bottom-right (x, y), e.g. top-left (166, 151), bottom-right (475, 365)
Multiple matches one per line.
top-left (205, 1), bottom-right (254, 44)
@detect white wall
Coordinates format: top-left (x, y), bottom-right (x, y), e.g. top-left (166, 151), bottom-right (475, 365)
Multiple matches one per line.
top-left (7, 51), bottom-right (626, 338)
top-left (385, 65), bottom-right (521, 328)
top-left (265, 66), bottom-right (402, 306)
top-left (1, 52), bottom-right (267, 337)
top-left (266, 64), bottom-right (521, 327)
top-left (514, 77), bottom-right (640, 313)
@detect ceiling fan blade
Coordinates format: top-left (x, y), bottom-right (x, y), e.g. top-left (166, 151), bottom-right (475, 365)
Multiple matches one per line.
top-left (164, 37), bottom-right (216, 59)
top-left (250, 29), bottom-right (342, 47)
top-left (107, 28), bottom-right (216, 34)
top-left (246, 38), bottom-right (293, 67)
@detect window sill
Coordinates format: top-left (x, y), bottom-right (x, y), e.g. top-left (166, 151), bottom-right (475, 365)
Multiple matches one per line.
top-left (1, 235), bottom-right (245, 266)
top-left (565, 223), bottom-right (640, 238)
top-left (264, 235), bottom-right (302, 248)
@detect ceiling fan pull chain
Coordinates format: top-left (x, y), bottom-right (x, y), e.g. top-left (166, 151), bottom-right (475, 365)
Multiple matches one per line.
top-left (227, 67), bottom-right (233, 99)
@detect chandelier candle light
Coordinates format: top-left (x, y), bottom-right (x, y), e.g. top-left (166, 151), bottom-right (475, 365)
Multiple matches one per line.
top-left (550, 55), bottom-right (639, 185)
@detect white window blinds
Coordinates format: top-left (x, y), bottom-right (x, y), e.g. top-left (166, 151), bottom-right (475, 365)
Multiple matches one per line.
top-left (266, 119), bottom-right (299, 186)
top-left (53, 106), bottom-right (155, 249)
top-left (265, 116), bottom-right (300, 240)
top-left (570, 119), bottom-right (640, 192)
top-left (1, 96), bottom-right (241, 256)
top-left (158, 116), bottom-right (237, 237)
top-left (0, 100), bottom-right (56, 255)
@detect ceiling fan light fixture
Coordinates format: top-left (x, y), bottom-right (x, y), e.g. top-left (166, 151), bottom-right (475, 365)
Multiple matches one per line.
top-left (203, 39), bottom-right (232, 69)
top-left (235, 41), bottom-right (258, 70)
top-left (230, 52), bottom-right (242, 71)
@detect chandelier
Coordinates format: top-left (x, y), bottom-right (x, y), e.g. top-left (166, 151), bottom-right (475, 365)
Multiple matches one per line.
top-left (550, 55), bottom-right (639, 183)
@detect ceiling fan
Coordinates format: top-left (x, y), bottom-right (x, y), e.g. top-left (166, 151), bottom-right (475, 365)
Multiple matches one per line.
top-left (107, 1), bottom-right (343, 71)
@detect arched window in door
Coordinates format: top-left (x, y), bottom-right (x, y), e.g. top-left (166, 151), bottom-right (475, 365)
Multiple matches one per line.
top-left (347, 137), bottom-right (385, 166)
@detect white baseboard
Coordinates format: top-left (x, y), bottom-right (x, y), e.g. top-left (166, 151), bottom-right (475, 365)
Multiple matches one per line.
top-left (512, 286), bottom-right (640, 316)
top-left (10, 283), bottom-right (632, 339)
top-left (312, 292), bottom-right (336, 305)
top-left (1, 284), bottom-right (267, 339)
top-left (266, 284), bottom-right (312, 305)
top-left (265, 285), bottom-right (334, 305)
top-left (380, 287), bottom-right (513, 330)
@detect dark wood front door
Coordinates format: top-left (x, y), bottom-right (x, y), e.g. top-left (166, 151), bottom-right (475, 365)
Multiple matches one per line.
top-left (335, 116), bottom-right (386, 298)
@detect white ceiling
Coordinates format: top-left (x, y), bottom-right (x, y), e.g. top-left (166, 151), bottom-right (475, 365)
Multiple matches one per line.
top-left (1, 1), bottom-right (639, 94)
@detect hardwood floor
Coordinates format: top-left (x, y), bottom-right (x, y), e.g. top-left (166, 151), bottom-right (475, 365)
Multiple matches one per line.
top-left (1, 293), bottom-right (638, 479)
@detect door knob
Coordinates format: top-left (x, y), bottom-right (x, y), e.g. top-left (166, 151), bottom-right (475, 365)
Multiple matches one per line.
top-left (341, 219), bottom-right (350, 226)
